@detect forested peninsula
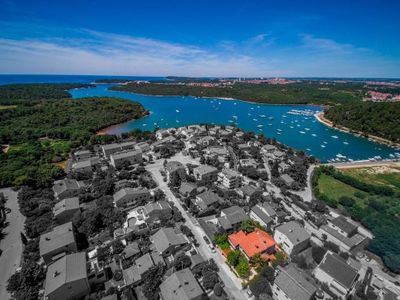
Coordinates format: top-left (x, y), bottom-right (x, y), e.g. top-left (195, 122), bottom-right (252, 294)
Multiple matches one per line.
top-left (0, 84), bottom-right (146, 188)
top-left (324, 102), bottom-right (400, 144)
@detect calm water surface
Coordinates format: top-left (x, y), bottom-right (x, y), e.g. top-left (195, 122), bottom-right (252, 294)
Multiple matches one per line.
top-left (70, 84), bottom-right (399, 162)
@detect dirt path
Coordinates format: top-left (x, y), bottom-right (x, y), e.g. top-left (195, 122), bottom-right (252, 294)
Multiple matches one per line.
top-left (0, 188), bottom-right (25, 300)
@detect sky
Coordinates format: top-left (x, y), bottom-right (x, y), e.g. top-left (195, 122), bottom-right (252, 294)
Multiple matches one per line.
top-left (0, 0), bottom-right (399, 78)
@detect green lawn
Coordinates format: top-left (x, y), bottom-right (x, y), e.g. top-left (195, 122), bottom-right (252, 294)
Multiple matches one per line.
top-left (343, 167), bottom-right (400, 193)
top-left (317, 173), bottom-right (367, 207)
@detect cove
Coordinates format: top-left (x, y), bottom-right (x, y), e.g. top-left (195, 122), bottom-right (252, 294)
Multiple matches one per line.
top-left (70, 84), bottom-right (399, 163)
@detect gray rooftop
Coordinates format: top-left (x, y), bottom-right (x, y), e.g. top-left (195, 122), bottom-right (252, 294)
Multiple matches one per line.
top-left (102, 141), bottom-right (136, 151)
top-left (45, 252), bottom-right (87, 296)
top-left (159, 268), bottom-right (203, 300)
top-left (196, 190), bottom-right (221, 208)
top-left (151, 227), bottom-right (187, 254)
top-left (274, 264), bottom-right (317, 300)
top-left (194, 164), bottom-right (218, 176)
top-left (39, 222), bottom-right (75, 257)
top-left (318, 252), bottom-right (358, 289)
top-left (52, 179), bottom-right (80, 196)
top-left (123, 253), bottom-right (154, 285)
top-left (113, 187), bottom-right (150, 202)
top-left (53, 197), bottom-right (80, 217)
top-left (221, 168), bottom-right (241, 179)
top-left (330, 216), bottom-right (358, 235)
top-left (111, 149), bottom-right (142, 160)
top-left (281, 174), bottom-right (295, 185)
top-left (251, 205), bottom-right (273, 225)
top-left (165, 161), bottom-right (185, 173)
top-left (275, 221), bottom-right (310, 245)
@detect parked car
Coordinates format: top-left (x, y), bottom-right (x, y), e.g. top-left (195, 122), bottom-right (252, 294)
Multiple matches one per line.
top-left (203, 235), bottom-right (210, 245)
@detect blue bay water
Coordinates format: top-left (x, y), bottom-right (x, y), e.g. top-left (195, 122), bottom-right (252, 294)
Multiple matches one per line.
top-left (70, 84), bottom-right (399, 163)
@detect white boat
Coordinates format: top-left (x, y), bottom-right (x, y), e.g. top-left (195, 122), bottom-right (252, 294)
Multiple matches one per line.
top-left (176, 109), bottom-right (180, 113)
top-left (268, 123), bottom-right (273, 126)
top-left (253, 118), bottom-right (258, 122)
top-left (142, 124), bottom-right (147, 126)
top-left (343, 141), bottom-right (349, 145)
top-left (311, 134), bottom-right (317, 137)
top-left (305, 128), bottom-right (310, 131)
top-left (232, 115), bottom-right (238, 119)
top-left (290, 126), bottom-right (294, 129)
top-left (299, 131), bottom-right (306, 134)
top-left (321, 145), bottom-right (326, 148)
top-left (257, 125), bottom-right (263, 128)
top-left (259, 115), bottom-right (266, 118)
top-left (331, 135), bottom-right (339, 139)
top-left (336, 154), bottom-right (347, 159)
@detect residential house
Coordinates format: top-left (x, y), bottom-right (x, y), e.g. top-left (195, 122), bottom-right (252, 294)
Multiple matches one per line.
top-left (150, 227), bottom-right (189, 257)
top-left (73, 149), bottom-right (92, 161)
top-left (53, 197), bottom-right (80, 225)
top-left (39, 222), bottom-right (77, 265)
top-left (113, 187), bottom-right (152, 209)
top-left (193, 165), bottom-right (218, 183)
top-left (328, 216), bottom-right (358, 238)
top-left (110, 149), bottom-right (142, 168)
top-left (239, 158), bottom-right (258, 168)
top-left (228, 228), bottom-right (276, 261)
top-left (281, 174), bottom-right (295, 187)
top-left (238, 185), bottom-right (262, 202)
top-left (53, 179), bottom-right (82, 200)
top-left (313, 252), bottom-right (359, 299)
top-left (217, 206), bottom-right (248, 232)
top-left (71, 156), bottom-right (99, 174)
top-left (249, 205), bottom-right (273, 229)
top-left (159, 268), bottom-right (204, 300)
top-left (192, 190), bottom-right (221, 213)
top-left (272, 264), bottom-right (317, 300)
top-left (123, 252), bottom-right (163, 286)
top-left (44, 252), bottom-right (90, 300)
top-left (274, 221), bottom-right (310, 256)
top-left (218, 168), bottom-right (241, 189)
top-left (179, 182), bottom-right (198, 198)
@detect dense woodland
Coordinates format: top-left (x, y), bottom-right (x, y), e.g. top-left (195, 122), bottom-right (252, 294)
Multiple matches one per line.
top-left (325, 102), bottom-right (400, 143)
top-left (112, 81), bottom-right (366, 105)
top-left (0, 84), bottom-right (146, 187)
top-left (313, 166), bottom-right (400, 273)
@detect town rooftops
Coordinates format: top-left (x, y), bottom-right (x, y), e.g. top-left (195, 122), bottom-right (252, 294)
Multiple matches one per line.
top-left (229, 228), bottom-right (276, 258)
top-left (39, 222), bottom-right (75, 257)
top-left (144, 200), bottom-right (170, 214)
top-left (151, 227), bottom-right (187, 254)
top-left (330, 216), bottom-right (358, 235)
top-left (275, 221), bottom-right (310, 245)
top-left (53, 197), bottom-right (80, 217)
top-left (262, 144), bottom-right (277, 152)
top-left (261, 202), bottom-right (277, 217)
top-left (320, 225), bottom-right (365, 249)
top-left (45, 252), bottom-right (88, 296)
top-left (159, 268), bottom-right (203, 300)
top-left (274, 264), bottom-right (317, 300)
top-left (318, 252), bottom-right (358, 289)
top-left (207, 146), bottom-right (228, 155)
top-left (240, 185), bottom-right (262, 197)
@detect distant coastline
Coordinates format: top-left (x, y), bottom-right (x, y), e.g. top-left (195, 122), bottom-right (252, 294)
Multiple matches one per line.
top-left (315, 112), bottom-right (400, 148)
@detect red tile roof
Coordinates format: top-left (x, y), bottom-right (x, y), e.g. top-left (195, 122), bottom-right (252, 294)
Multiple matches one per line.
top-left (228, 228), bottom-right (276, 258)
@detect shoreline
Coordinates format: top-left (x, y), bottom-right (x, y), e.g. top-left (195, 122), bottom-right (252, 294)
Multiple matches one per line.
top-left (315, 112), bottom-right (400, 148)
top-left (109, 86), bottom-right (326, 108)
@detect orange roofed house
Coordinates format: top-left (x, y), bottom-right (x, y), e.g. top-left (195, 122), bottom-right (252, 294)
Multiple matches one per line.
top-left (228, 228), bottom-right (277, 262)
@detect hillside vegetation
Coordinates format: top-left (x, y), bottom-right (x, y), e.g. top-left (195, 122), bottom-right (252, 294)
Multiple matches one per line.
top-left (0, 84), bottom-right (146, 188)
top-left (313, 166), bottom-right (400, 273)
top-left (325, 102), bottom-right (400, 143)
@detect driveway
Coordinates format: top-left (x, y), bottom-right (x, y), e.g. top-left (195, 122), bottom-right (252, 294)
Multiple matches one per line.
top-left (0, 188), bottom-right (25, 300)
top-left (146, 156), bottom-right (251, 300)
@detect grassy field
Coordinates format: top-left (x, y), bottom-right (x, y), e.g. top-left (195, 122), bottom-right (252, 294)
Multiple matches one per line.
top-left (317, 173), bottom-right (367, 207)
top-left (0, 105), bottom-right (16, 110)
top-left (343, 167), bottom-right (400, 193)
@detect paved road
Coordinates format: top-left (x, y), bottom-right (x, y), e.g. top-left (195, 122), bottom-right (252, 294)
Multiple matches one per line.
top-left (146, 157), bottom-right (250, 300)
top-left (291, 165), bottom-right (315, 202)
top-left (0, 188), bottom-right (25, 300)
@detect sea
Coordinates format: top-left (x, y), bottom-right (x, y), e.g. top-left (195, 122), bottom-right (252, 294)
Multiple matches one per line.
top-left (1, 74), bottom-right (399, 162)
